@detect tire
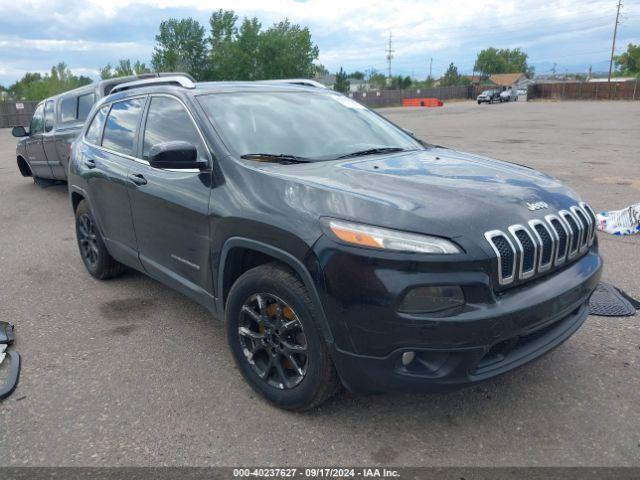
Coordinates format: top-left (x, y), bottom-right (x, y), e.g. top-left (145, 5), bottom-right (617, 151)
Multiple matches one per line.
top-left (75, 200), bottom-right (125, 279)
top-left (477, 100), bottom-right (481, 104)
top-left (225, 263), bottom-right (339, 410)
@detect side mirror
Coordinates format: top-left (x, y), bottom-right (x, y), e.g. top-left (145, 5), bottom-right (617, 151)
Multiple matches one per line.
top-left (148, 141), bottom-right (205, 170)
top-left (12, 126), bottom-right (28, 138)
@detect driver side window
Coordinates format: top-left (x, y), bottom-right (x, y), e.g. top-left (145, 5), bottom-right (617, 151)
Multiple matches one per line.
top-left (142, 96), bottom-right (206, 161)
top-left (30, 104), bottom-right (44, 135)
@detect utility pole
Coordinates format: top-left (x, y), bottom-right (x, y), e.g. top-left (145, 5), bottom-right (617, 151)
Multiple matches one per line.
top-left (386, 32), bottom-right (394, 83)
top-left (429, 57), bottom-right (433, 79)
top-left (607, 0), bottom-right (623, 94)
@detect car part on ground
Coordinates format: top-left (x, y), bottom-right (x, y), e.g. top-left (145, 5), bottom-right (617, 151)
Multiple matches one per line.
top-left (588, 282), bottom-right (638, 317)
top-left (0, 321), bottom-right (21, 400)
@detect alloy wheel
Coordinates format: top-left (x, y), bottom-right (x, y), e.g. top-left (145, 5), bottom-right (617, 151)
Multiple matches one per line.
top-left (77, 213), bottom-right (99, 267)
top-left (238, 293), bottom-right (308, 390)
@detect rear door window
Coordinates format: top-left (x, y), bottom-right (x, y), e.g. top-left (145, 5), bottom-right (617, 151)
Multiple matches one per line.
top-left (60, 97), bottom-right (77, 122)
top-left (85, 105), bottom-right (109, 145)
top-left (77, 93), bottom-right (96, 121)
top-left (44, 100), bottom-right (55, 132)
top-left (142, 96), bottom-right (206, 160)
top-left (101, 98), bottom-right (144, 156)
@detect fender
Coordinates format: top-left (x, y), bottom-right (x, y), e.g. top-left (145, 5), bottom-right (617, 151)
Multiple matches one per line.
top-left (217, 237), bottom-right (334, 344)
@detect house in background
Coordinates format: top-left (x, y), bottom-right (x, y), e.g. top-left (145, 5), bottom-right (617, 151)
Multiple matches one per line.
top-left (488, 73), bottom-right (533, 90)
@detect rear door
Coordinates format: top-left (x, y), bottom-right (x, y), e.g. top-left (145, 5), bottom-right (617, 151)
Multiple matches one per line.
top-left (82, 97), bottom-right (146, 269)
top-left (128, 94), bottom-right (213, 299)
top-left (25, 103), bottom-right (52, 178)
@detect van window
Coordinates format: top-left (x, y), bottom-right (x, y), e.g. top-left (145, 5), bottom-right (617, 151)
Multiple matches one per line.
top-left (85, 105), bottom-right (109, 145)
top-left (142, 96), bottom-right (206, 160)
top-left (101, 98), bottom-right (144, 156)
top-left (60, 96), bottom-right (76, 122)
top-left (30, 104), bottom-right (45, 135)
top-left (78, 93), bottom-right (96, 121)
top-left (44, 100), bottom-right (55, 132)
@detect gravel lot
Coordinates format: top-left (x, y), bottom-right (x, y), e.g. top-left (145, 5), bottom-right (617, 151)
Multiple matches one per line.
top-left (0, 99), bottom-right (638, 467)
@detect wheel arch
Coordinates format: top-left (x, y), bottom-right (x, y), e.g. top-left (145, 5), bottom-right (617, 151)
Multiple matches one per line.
top-left (16, 155), bottom-right (32, 177)
top-left (218, 237), bottom-right (334, 343)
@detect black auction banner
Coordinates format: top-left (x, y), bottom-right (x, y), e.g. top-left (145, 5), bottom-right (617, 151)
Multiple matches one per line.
top-left (0, 468), bottom-right (639, 480)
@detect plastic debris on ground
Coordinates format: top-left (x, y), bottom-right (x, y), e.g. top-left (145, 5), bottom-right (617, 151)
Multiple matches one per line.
top-left (589, 282), bottom-right (638, 317)
top-left (596, 203), bottom-right (640, 235)
top-left (0, 321), bottom-right (21, 400)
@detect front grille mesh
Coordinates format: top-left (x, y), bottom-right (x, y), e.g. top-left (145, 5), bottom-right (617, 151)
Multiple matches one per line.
top-left (485, 203), bottom-right (595, 286)
top-left (534, 223), bottom-right (553, 265)
top-left (514, 229), bottom-right (536, 273)
top-left (550, 218), bottom-right (568, 259)
top-left (492, 235), bottom-right (514, 279)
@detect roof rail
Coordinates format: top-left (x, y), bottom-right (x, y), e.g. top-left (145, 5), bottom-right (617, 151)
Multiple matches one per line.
top-left (260, 79), bottom-right (327, 89)
top-left (110, 74), bottom-right (196, 95)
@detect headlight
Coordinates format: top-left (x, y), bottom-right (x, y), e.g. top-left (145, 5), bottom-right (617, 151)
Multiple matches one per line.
top-left (323, 219), bottom-right (461, 254)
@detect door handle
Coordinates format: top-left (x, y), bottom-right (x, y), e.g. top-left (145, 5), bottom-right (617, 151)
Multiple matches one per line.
top-left (85, 158), bottom-right (96, 169)
top-left (128, 173), bottom-right (147, 186)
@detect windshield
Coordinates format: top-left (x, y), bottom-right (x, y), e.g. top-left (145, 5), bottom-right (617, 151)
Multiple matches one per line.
top-left (197, 91), bottom-right (423, 161)
top-left (481, 90), bottom-right (493, 95)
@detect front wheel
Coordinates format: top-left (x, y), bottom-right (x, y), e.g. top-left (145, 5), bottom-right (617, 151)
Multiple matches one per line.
top-left (225, 264), bottom-right (339, 410)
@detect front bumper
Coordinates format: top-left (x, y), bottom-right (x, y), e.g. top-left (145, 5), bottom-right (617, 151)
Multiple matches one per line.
top-left (314, 239), bottom-right (602, 393)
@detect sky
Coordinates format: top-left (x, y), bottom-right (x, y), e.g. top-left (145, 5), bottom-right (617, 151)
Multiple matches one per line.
top-left (0, 0), bottom-right (638, 86)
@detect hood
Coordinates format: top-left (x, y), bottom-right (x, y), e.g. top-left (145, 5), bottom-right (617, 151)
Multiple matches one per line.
top-left (251, 148), bottom-right (581, 240)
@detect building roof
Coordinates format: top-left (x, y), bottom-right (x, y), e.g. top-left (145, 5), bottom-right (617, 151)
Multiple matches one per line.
top-left (488, 73), bottom-right (526, 86)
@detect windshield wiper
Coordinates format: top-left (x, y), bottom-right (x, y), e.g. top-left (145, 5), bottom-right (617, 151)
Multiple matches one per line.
top-left (241, 153), bottom-right (312, 164)
top-left (336, 147), bottom-right (408, 159)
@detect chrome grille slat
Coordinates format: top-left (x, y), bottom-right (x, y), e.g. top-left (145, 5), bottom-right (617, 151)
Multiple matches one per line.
top-left (559, 209), bottom-right (580, 259)
top-left (485, 230), bottom-right (516, 285)
top-left (485, 203), bottom-right (595, 288)
top-left (508, 225), bottom-right (537, 280)
top-left (528, 219), bottom-right (554, 272)
top-left (578, 202), bottom-right (596, 245)
top-left (545, 214), bottom-right (569, 266)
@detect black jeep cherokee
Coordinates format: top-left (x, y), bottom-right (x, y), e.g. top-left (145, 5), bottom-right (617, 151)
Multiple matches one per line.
top-left (68, 76), bottom-right (602, 410)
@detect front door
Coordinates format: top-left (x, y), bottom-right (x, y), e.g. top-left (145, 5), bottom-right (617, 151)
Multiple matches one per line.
top-left (25, 103), bottom-right (53, 178)
top-left (128, 95), bottom-right (213, 301)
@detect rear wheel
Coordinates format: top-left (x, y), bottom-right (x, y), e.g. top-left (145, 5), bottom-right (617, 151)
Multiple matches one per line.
top-left (225, 263), bottom-right (339, 410)
top-left (75, 200), bottom-right (125, 279)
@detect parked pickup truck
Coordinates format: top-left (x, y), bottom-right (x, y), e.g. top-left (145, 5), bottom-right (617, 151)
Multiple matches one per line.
top-left (12, 73), bottom-right (194, 183)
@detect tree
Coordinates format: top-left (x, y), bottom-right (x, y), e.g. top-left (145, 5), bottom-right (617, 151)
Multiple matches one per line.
top-left (333, 67), bottom-right (350, 93)
top-left (258, 19), bottom-right (319, 79)
top-left (440, 63), bottom-right (465, 87)
top-left (235, 17), bottom-right (262, 80)
top-left (7, 64), bottom-right (91, 100)
top-left (474, 48), bottom-right (534, 78)
top-left (151, 18), bottom-right (208, 80)
top-left (389, 75), bottom-right (412, 89)
top-left (367, 70), bottom-right (387, 90)
top-left (208, 9), bottom-right (239, 80)
top-left (614, 43), bottom-right (640, 76)
top-left (347, 71), bottom-right (366, 80)
top-left (100, 59), bottom-right (152, 79)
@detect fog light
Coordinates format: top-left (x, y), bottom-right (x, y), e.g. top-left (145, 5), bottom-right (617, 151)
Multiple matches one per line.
top-left (401, 351), bottom-right (415, 366)
top-left (399, 286), bottom-right (465, 313)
